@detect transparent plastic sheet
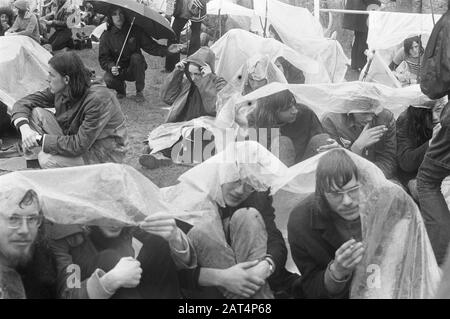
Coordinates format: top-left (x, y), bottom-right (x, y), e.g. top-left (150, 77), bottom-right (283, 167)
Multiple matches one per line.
top-left (272, 149), bottom-right (441, 299)
top-left (0, 36), bottom-right (52, 114)
top-left (0, 163), bottom-right (203, 226)
top-left (359, 51), bottom-right (402, 88)
top-left (231, 81), bottom-right (431, 128)
top-left (211, 29), bottom-right (326, 84)
top-left (252, 0), bottom-right (348, 83)
top-left (160, 140), bottom-right (288, 218)
top-left (207, 0), bottom-right (256, 17)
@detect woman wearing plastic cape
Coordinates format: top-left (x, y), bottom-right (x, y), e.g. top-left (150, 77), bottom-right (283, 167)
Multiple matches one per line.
top-left (160, 141), bottom-right (298, 299)
top-left (275, 148), bottom-right (441, 298)
top-left (0, 163), bottom-right (199, 299)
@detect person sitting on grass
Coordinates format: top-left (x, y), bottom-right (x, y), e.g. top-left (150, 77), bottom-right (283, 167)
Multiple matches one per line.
top-left (11, 51), bottom-right (128, 169)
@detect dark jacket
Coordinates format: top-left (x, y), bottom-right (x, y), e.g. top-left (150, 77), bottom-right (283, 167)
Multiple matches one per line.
top-left (179, 190), bottom-right (288, 291)
top-left (396, 109), bottom-right (430, 184)
top-left (322, 109), bottom-right (397, 179)
top-left (287, 194), bottom-right (354, 299)
top-left (11, 84), bottom-right (128, 164)
top-left (99, 24), bottom-right (168, 72)
top-left (342, 0), bottom-right (381, 32)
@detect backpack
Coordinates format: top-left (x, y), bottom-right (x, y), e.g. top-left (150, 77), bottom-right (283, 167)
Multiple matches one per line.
top-left (420, 11), bottom-right (450, 99)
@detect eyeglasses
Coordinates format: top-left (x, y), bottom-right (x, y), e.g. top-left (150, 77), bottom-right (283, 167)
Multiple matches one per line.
top-left (326, 184), bottom-right (361, 201)
top-left (3, 215), bottom-right (43, 230)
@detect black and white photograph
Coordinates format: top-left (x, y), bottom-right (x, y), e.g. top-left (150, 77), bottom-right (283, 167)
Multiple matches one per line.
top-left (0, 0), bottom-right (450, 305)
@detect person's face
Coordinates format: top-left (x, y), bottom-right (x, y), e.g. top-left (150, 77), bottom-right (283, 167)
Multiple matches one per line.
top-left (0, 14), bottom-right (9, 25)
top-left (188, 64), bottom-right (202, 82)
top-left (352, 112), bottom-right (375, 128)
top-left (0, 201), bottom-right (41, 267)
top-left (274, 60), bottom-right (284, 75)
top-left (111, 9), bottom-right (125, 29)
top-left (432, 101), bottom-right (445, 125)
top-left (98, 223), bottom-right (124, 238)
top-left (47, 65), bottom-right (69, 94)
top-left (409, 41), bottom-right (420, 58)
top-left (248, 77), bottom-right (267, 91)
top-left (277, 98), bottom-right (298, 124)
top-left (221, 180), bottom-right (255, 207)
top-left (324, 175), bottom-right (361, 221)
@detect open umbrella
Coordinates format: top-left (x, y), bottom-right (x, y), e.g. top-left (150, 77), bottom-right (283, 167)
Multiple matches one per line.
top-left (91, 0), bottom-right (174, 40)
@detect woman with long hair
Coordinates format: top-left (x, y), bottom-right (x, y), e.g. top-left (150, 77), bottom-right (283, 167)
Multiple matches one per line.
top-left (396, 99), bottom-right (445, 201)
top-left (0, 6), bottom-right (14, 36)
top-left (391, 36), bottom-right (424, 84)
top-left (247, 89), bottom-right (337, 166)
top-left (10, 51), bottom-right (128, 169)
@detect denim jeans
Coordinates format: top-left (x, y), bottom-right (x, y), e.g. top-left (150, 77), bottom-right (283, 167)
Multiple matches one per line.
top-left (187, 208), bottom-right (274, 299)
top-left (417, 155), bottom-right (450, 265)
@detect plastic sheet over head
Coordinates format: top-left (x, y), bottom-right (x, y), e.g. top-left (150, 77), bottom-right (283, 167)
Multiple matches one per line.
top-left (0, 163), bottom-right (192, 226)
top-left (272, 149), bottom-right (441, 298)
top-left (0, 36), bottom-right (52, 114)
top-left (233, 81), bottom-right (432, 128)
top-left (161, 141), bottom-right (288, 212)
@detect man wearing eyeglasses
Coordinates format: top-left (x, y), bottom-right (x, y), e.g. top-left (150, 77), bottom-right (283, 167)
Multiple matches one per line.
top-left (0, 188), bottom-right (57, 299)
top-left (287, 149), bottom-right (365, 299)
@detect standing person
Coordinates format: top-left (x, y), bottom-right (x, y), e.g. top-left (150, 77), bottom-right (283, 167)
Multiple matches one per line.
top-left (40, 0), bottom-right (74, 52)
top-left (417, 8), bottom-right (450, 265)
top-left (0, 6), bottom-right (14, 36)
top-left (11, 51), bottom-right (128, 169)
top-left (0, 188), bottom-right (57, 299)
top-left (165, 0), bottom-right (208, 72)
top-left (4, 0), bottom-right (40, 43)
top-left (342, 0), bottom-right (380, 71)
top-left (99, 6), bottom-right (181, 102)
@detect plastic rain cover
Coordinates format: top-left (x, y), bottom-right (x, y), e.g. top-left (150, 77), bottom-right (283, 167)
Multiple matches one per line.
top-left (253, 0), bottom-right (348, 83)
top-left (0, 36), bottom-right (52, 114)
top-left (272, 149), bottom-right (441, 299)
top-left (0, 163), bottom-right (203, 226)
top-left (210, 29), bottom-right (328, 84)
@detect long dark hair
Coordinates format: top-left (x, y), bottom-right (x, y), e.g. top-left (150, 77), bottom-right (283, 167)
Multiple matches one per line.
top-left (247, 89), bottom-right (296, 129)
top-left (48, 52), bottom-right (91, 100)
top-left (106, 5), bottom-right (129, 31)
top-left (0, 6), bottom-right (14, 32)
top-left (404, 36), bottom-right (424, 58)
top-left (406, 106), bottom-right (433, 145)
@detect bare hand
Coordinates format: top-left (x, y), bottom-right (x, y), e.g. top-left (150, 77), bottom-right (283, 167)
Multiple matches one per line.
top-left (332, 239), bottom-right (364, 280)
top-left (201, 64), bottom-right (212, 77)
top-left (139, 212), bottom-right (183, 249)
top-left (218, 261), bottom-right (265, 298)
top-left (352, 123), bottom-right (387, 153)
top-left (20, 125), bottom-right (40, 150)
top-left (106, 257), bottom-right (142, 290)
top-left (317, 138), bottom-right (340, 153)
top-left (111, 66), bottom-right (120, 76)
top-left (175, 60), bottom-right (187, 71)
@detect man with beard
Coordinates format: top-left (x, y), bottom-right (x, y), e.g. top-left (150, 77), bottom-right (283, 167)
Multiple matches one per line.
top-left (287, 149), bottom-right (365, 298)
top-left (0, 188), bottom-right (57, 299)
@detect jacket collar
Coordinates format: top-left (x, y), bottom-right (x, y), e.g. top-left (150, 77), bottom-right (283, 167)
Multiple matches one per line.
top-left (310, 196), bottom-right (344, 250)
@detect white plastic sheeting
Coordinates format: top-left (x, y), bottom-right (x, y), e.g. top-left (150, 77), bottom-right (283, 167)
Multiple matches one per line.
top-left (0, 163), bottom-right (203, 226)
top-left (252, 0), bottom-right (348, 83)
top-left (0, 36), bottom-right (52, 114)
top-left (207, 0), bottom-right (256, 17)
top-left (211, 29), bottom-right (326, 84)
top-left (359, 51), bottom-right (402, 88)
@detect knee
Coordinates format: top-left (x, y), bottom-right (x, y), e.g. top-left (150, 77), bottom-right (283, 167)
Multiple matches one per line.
top-left (230, 208), bottom-right (266, 232)
top-left (38, 151), bottom-right (56, 169)
top-left (30, 107), bottom-right (48, 123)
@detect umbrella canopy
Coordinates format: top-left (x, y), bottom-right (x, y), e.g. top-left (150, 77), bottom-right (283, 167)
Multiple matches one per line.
top-left (91, 0), bottom-right (174, 40)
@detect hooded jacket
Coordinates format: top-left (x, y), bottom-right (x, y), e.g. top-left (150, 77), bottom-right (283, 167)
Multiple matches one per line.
top-left (160, 47), bottom-right (227, 123)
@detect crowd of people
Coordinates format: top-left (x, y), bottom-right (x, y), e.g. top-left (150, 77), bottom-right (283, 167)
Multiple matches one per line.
top-left (1, 0), bottom-right (450, 300)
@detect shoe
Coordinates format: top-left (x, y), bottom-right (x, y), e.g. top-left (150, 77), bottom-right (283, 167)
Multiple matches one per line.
top-left (135, 91), bottom-right (146, 103)
top-left (139, 153), bottom-right (172, 169)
